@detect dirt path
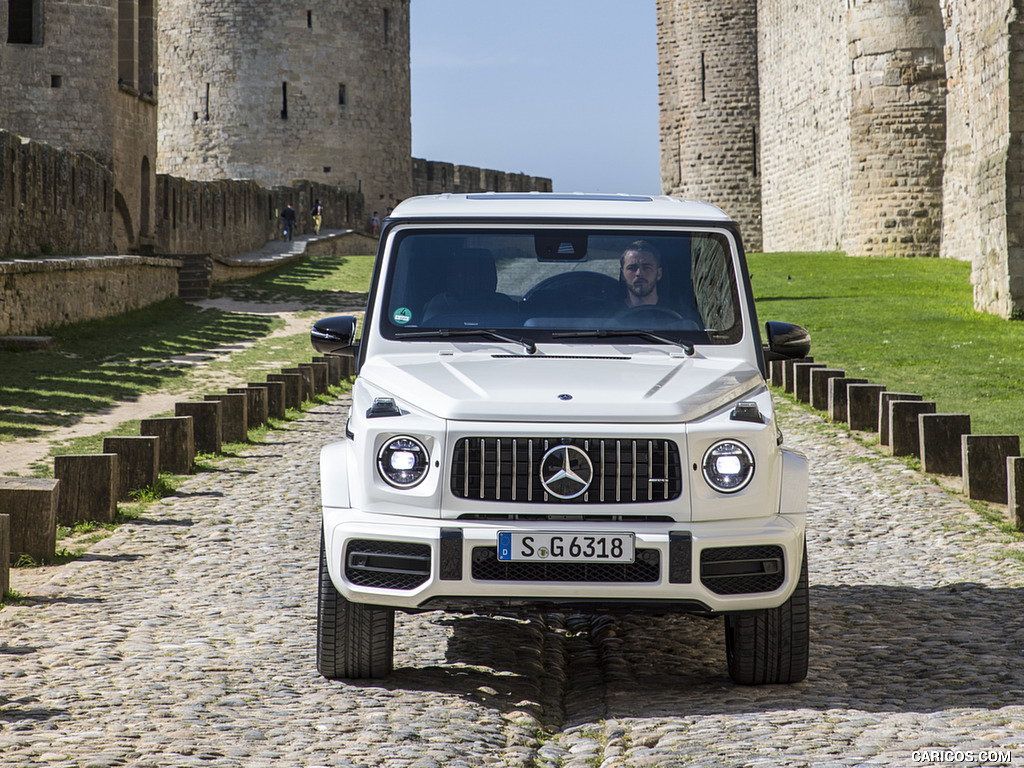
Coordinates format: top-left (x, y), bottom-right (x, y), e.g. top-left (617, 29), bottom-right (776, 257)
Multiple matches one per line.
top-left (0, 299), bottom-right (334, 477)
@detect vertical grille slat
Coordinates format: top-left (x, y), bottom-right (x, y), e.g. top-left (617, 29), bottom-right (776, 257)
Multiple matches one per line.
top-left (451, 437), bottom-right (682, 504)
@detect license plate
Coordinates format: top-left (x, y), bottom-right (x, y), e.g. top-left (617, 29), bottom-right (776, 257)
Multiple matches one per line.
top-left (497, 532), bottom-right (635, 563)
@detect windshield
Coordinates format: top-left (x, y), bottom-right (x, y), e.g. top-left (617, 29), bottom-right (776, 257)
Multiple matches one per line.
top-left (379, 228), bottom-right (744, 345)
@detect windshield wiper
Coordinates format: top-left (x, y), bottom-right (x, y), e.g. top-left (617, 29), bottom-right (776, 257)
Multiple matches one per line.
top-left (550, 329), bottom-right (694, 356)
top-left (395, 328), bottom-right (537, 354)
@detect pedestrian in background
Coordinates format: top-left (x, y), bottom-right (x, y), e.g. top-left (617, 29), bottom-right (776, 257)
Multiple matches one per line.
top-left (311, 199), bottom-right (323, 234)
top-left (282, 204), bottom-right (296, 241)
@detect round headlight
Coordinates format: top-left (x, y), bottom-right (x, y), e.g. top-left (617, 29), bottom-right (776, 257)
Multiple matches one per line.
top-left (702, 440), bottom-right (755, 493)
top-left (377, 436), bottom-right (429, 488)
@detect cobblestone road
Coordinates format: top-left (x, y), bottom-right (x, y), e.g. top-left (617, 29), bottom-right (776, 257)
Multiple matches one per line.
top-left (2, 397), bottom-right (1024, 767)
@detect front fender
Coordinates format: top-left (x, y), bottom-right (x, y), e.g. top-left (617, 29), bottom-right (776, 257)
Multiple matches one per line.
top-left (779, 447), bottom-right (809, 516)
top-left (320, 439), bottom-right (352, 509)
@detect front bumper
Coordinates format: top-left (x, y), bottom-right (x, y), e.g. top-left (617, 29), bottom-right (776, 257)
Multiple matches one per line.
top-left (322, 506), bottom-right (806, 614)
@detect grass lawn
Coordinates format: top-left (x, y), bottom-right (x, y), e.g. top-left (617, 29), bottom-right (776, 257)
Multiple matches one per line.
top-left (0, 253), bottom-right (375, 449)
top-left (748, 252), bottom-right (1024, 439)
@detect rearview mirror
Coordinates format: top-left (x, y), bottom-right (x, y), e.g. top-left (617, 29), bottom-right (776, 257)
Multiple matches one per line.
top-left (763, 321), bottom-right (811, 361)
top-left (311, 315), bottom-right (359, 356)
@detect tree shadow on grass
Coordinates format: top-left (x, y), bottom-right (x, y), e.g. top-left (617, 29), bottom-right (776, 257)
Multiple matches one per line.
top-left (0, 299), bottom-right (277, 441)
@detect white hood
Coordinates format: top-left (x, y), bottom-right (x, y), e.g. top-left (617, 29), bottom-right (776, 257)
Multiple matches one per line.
top-left (358, 347), bottom-right (765, 423)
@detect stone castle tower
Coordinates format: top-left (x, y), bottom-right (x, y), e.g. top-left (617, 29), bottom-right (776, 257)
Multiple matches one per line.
top-left (158, 0), bottom-right (412, 212)
top-left (0, 0), bottom-right (158, 252)
top-left (657, 0), bottom-right (1024, 318)
top-left (656, 0), bottom-right (762, 251)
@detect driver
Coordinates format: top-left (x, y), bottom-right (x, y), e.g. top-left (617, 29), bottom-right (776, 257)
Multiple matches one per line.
top-left (620, 240), bottom-right (664, 307)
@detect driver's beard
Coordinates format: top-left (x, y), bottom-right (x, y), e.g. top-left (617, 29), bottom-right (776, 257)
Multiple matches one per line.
top-left (627, 281), bottom-right (656, 302)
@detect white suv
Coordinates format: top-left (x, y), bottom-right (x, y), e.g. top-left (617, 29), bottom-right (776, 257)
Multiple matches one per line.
top-left (311, 193), bottom-right (811, 684)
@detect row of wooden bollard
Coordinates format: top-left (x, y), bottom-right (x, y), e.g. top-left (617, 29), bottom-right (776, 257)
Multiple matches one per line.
top-left (771, 356), bottom-right (1024, 530)
top-left (0, 354), bottom-right (354, 597)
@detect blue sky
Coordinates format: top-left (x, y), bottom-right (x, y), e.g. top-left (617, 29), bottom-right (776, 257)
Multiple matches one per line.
top-left (410, 1), bottom-right (662, 195)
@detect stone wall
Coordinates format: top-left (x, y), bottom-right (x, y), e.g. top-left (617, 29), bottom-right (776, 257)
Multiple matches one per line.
top-left (656, 0), bottom-right (763, 251)
top-left (1, 130), bottom-right (365, 260)
top-left (940, 0), bottom-right (1023, 317)
top-left (0, 256), bottom-right (180, 336)
top-left (156, 177), bottom-right (364, 258)
top-left (410, 159), bottom-right (552, 197)
top-left (844, 0), bottom-right (946, 258)
top-left (158, 0), bottom-right (413, 213)
top-left (0, 1), bottom-right (119, 167)
top-left (757, 0), bottom-right (850, 253)
top-left (0, 0), bottom-right (159, 255)
top-left (0, 131), bottom-right (116, 256)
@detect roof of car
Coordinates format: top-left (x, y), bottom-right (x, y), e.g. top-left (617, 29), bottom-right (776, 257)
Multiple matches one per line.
top-left (388, 192), bottom-right (732, 222)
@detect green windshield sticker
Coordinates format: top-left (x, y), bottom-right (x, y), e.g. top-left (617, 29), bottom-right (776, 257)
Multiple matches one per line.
top-left (393, 307), bottom-right (412, 325)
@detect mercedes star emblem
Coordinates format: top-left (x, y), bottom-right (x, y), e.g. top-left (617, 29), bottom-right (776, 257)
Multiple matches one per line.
top-left (539, 444), bottom-right (594, 499)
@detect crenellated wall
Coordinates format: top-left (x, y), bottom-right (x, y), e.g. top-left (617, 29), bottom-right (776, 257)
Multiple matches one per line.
top-left (0, 131), bottom-right (116, 256)
top-left (155, 177), bottom-right (364, 258)
top-left (411, 159), bottom-right (552, 198)
top-left (0, 130), bottom-right (365, 261)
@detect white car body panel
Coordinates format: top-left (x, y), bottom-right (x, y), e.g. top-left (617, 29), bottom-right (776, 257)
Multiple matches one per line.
top-left (317, 192), bottom-right (809, 617)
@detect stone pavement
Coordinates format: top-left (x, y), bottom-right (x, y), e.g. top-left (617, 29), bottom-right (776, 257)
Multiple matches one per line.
top-left (2, 396), bottom-right (1024, 767)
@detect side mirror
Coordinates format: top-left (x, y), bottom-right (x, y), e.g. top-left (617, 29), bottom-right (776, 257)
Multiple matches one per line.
top-left (311, 315), bottom-right (359, 356)
top-left (763, 321), bottom-right (811, 361)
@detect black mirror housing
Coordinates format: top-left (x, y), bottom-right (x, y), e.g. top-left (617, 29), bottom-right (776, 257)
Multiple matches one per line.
top-left (311, 315), bottom-right (359, 356)
top-left (763, 321), bottom-right (811, 361)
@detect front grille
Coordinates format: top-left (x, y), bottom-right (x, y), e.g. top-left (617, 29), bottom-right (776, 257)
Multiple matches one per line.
top-left (451, 437), bottom-right (682, 504)
top-left (457, 513), bottom-right (675, 523)
top-left (699, 545), bottom-right (785, 595)
top-left (471, 546), bottom-right (660, 582)
top-left (345, 539), bottom-right (431, 590)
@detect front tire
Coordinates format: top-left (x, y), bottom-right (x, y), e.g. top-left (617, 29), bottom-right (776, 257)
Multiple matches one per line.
top-left (724, 543), bottom-right (809, 685)
top-left (317, 532), bottom-right (395, 679)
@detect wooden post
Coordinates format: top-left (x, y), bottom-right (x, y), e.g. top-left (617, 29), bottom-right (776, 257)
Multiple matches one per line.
top-left (919, 414), bottom-right (971, 476)
top-left (962, 435), bottom-right (1021, 504)
top-left (204, 393), bottom-right (248, 444)
top-left (175, 400), bottom-right (222, 455)
top-left (305, 360), bottom-right (330, 395)
top-left (792, 362), bottom-right (824, 403)
top-left (230, 386), bottom-right (268, 428)
top-left (782, 356), bottom-right (813, 394)
top-left (828, 377), bottom-right (867, 423)
top-left (0, 478), bottom-right (58, 562)
top-left (314, 355), bottom-right (342, 387)
top-left (809, 368), bottom-right (844, 411)
top-left (889, 400), bottom-right (936, 457)
top-left (141, 416), bottom-right (195, 474)
top-left (1, 514), bottom-right (10, 595)
top-left (53, 453), bottom-right (118, 525)
top-left (267, 373), bottom-right (303, 410)
top-left (102, 436), bottom-right (160, 501)
top-left (253, 381), bottom-right (286, 420)
top-left (878, 392), bottom-right (922, 446)
top-left (1007, 457), bottom-right (1024, 532)
top-left (846, 384), bottom-right (886, 432)
top-left (282, 366), bottom-right (315, 402)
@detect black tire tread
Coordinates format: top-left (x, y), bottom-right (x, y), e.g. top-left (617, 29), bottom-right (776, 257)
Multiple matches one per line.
top-left (317, 532), bottom-right (395, 679)
top-left (725, 542), bottom-right (809, 685)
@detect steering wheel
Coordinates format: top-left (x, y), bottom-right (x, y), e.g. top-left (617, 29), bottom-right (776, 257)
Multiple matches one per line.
top-left (522, 271), bottom-right (621, 305)
top-left (615, 304), bottom-right (686, 324)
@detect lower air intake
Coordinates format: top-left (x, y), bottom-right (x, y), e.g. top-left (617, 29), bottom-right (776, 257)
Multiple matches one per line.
top-left (471, 546), bottom-right (660, 583)
top-left (699, 545), bottom-right (785, 595)
top-left (345, 539), bottom-right (431, 590)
